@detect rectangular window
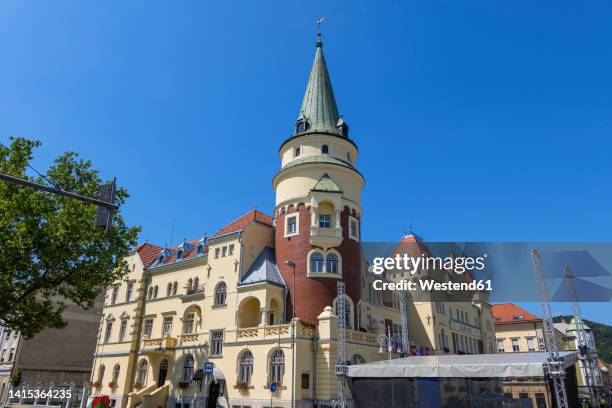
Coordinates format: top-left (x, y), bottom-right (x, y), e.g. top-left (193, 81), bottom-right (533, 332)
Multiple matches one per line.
top-left (286, 215), bottom-right (297, 235)
top-left (526, 337), bottom-right (536, 352)
top-left (229, 244), bottom-right (234, 256)
top-left (319, 214), bottom-right (331, 228)
top-left (211, 330), bottom-right (223, 355)
top-left (222, 246), bottom-right (227, 257)
top-left (126, 282), bottom-right (134, 302)
top-left (511, 338), bottom-right (520, 352)
top-left (215, 248), bottom-right (220, 259)
top-left (535, 393), bottom-right (546, 408)
top-left (8, 348), bottom-right (14, 361)
top-left (301, 373), bottom-right (310, 389)
top-left (497, 339), bottom-right (505, 353)
top-left (119, 320), bottom-right (127, 342)
top-left (184, 314), bottom-right (195, 334)
top-left (349, 218), bottom-right (359, 240)
top-left (104, 322), bottom-right (113, 343)
top-left (111, 286), bottom-right (119, 305)
top-left (143, 319), bottom-right (153, 338)
top-left (162, 316), bottom-right (173, 336)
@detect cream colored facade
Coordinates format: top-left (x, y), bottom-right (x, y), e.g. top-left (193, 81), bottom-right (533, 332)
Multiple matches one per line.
top-left (90, 225), bottom-right (407, 408)
top-left (90, 35), bottom-right (498, 408)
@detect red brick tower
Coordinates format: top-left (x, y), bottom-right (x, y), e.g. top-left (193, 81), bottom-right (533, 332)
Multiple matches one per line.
top-left (273, 33), bottom-right (364, 326)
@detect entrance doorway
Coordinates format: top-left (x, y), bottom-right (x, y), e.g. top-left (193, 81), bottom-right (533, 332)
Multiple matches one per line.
top-left (207, 382), bottom-right (220, 408)
top-left (158, 359), bottom-right (168, 387)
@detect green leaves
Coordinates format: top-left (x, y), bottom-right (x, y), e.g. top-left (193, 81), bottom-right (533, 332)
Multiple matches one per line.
top-left (0, 137), bottom-right (140, 338)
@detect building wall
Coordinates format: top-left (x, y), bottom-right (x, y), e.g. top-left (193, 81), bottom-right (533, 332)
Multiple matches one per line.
top-left (495, 322), bottom-right (543, 353)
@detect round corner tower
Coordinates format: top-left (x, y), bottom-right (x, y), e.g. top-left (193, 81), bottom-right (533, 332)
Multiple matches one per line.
top-left (273, 34), bottom-right (364, 326)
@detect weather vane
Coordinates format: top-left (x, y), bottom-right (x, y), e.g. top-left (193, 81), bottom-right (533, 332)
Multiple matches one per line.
top-left (316, 16), bottom-right (325, 35)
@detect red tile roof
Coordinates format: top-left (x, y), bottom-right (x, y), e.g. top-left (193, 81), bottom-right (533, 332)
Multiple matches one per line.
top-left (492, 303), bottom-right (541, 325)
top-left (391, 234), bottom-right (431, 258)
top-left (212, 209), bottom-right (273, 237)
top-left (135, 242), bottom-right (164, 267)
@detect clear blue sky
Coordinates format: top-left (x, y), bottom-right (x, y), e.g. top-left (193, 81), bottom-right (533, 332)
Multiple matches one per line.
top-left (1, 1), bottom-right (610, 322)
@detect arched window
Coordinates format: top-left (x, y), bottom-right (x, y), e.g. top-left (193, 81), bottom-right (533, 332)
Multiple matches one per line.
top-left (153, 285), bottom-right (158, 299)
top-left (187, 278), bottom-right (193, 291)
top-left (295, 147), bottom-right (301, 157)
top-left (97, 365), bottom-right (105, 383)
top-left (239, 351), bottom-right (254, 384)
top-left (310, 252), bottom-right (324, 273)
top-left (172, 282), bottom-right (178, 296)
top-left (137, 360), bottom-right (148, 385)
top-left (166, 283), bottom-right (172, 297)
top-left (147, 286), bottom-right (153, 300)
top-left (326, 253), bottom-right (338, 274)
top-left (112, 364), bottom-right (120, 383)
top-left (270, 349), bottom-right (285, 384)
top-left (347, 152), bottom-right (351, 162)
top-left (321, 144), bottom-right (329, 154)
top-left (350, 354), bottom-right (365, 365)
top-left (296, 120), bottom-right (309, 133)
top-left (183, 355), bottom-right (194, 381)
top-left (193, 277), bottom-right (199, 291)
top-left (215, 282), bottom-right (227, 305)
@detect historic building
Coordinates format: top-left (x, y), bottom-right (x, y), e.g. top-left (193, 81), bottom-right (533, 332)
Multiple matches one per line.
top-left (90, 33), bottom-right (496, 408)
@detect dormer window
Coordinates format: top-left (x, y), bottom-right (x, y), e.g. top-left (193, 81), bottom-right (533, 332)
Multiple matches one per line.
top-left (197, 244), bottom-right (204, 255)
top-left (176, 249), bottom-right (183, 259)
top-left (321, 144), bottom-right (329, 154)
top-left (296, 119), bottom-right (309, 134)
top-left (295, 147), bottom-right (301, 157)
top-left (158, 254), bottom-right (165, 263)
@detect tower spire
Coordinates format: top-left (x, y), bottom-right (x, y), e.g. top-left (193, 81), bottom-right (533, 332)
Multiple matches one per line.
top-left (294, 19), bottom-right (347, 137)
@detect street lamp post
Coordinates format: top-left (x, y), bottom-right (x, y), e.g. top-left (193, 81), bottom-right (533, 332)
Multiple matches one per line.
top-left (285, 260), bottom-right (297, 408)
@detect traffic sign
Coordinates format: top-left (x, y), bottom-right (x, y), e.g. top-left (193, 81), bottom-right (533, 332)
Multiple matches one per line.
top-left (204, 362), bottom-right (214, 374)
top-left (269, 382), bottom-right (277, 392)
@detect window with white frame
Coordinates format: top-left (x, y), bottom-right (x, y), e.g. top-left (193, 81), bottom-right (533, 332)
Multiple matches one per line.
top-left (326, 253), bottom-right (338, 274)
top-left (215, 248), bottom-right (220, 258)
top-left (285, 214), bottom-right (298, 237)
top-left (229, 244), bottom-right (234, 256)
top-left (349, 216), bottom-right (359, 240)
top-left (104, 322), bottom-right (113, 343)
top-left (143, 319), bottom-right (153, 338)
top-left (270, 349), bottom-right (285, 384)
top-left (126, 282), bottom-right (134, 302)
top-left (319, 214), bottom-right (331, 228)
top-left (222, 246), bottom-right (227, 257)
top-left (214, 282), bottom-right (227, 305)
top-left (310, 252), bottom-right (324, 273)
top-left (162, 316), bottom-right (173, 336)
top-left (211, 330), bottom-right (223, 356)
top-left (239, 351), bottom-right (254, 384)
top-left (112, 364), bottom-right (120, 383)
top-left (111, 285), bottom-right (119, 305)
top-left (183, 313), bottom-right (195, 334)
top-left (497, 339), bottom-right (505, 353)
top-left (119, 319), bottom-right (128, 342)
top-left (526, 337), bottom-right (536, 352)
top-left (511, 338), bottom-right (520, 352)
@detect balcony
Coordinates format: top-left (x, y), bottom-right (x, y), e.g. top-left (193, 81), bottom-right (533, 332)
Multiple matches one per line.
top-left (141, 336), bottom-right (177, 354)
top-left (309, 226), bottom-right (343, 249)
top-left (181, 285), bottom-right (205, 302)
top-left (230, 322), bottom-right (317, 343)
top-left (179, 333), bottom-right (200, 345)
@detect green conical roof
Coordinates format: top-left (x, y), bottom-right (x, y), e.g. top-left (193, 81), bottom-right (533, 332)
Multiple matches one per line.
top-left (296, 35), bottom-right (343, 136)
top-left (567, 317), bottom-right (591, 332)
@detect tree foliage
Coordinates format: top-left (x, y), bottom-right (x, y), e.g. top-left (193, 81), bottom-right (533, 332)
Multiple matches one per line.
top-left (0, 137), bottom-right (140, 338)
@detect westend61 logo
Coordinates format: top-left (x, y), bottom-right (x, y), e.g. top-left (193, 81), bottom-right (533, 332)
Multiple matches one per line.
top-left (371, 253), bottom-right (487, 275)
